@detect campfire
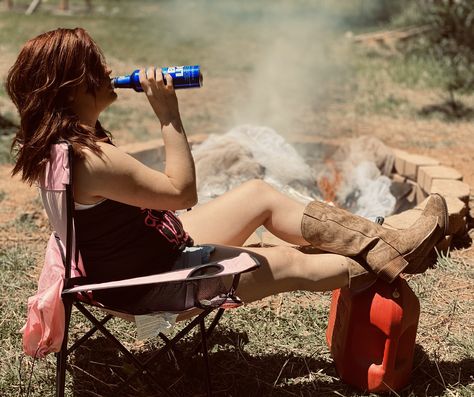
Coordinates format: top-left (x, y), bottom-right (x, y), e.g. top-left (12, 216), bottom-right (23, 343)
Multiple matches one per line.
top-left (190, 126), bottom-right (398, 222)
top-left (121, 126), bottom-right (470, 248)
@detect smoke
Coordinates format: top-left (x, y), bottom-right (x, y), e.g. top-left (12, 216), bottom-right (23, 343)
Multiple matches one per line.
top-left (143, 0), bottom-right (352, 137)
top-left (228, 10), bottom-right (347, 135)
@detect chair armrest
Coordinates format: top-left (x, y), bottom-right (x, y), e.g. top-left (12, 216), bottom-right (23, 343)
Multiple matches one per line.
top-left (62, 253), bottom-right (259, 295)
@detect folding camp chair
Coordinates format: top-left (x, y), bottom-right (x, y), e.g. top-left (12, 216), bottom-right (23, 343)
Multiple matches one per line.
top-left (23, 142), bottom-right (260, 397)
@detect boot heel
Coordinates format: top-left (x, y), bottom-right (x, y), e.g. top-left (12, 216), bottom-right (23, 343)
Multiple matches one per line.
top-left (377, 255), bottom-right (408, 283)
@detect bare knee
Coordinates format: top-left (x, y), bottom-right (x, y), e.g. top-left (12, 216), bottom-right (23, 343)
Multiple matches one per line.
top-left (237, 245), bottom-right (304, 301)
top-left (268, 246), bottom-right (305, 290)
top-left (241, 179), bottom-right (277, 214)
top-left (242, 179), bottom-right (275, 196)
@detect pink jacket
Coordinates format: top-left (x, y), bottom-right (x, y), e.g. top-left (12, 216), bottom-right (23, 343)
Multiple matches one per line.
top-left (21, 233), bottom-right (83, 358)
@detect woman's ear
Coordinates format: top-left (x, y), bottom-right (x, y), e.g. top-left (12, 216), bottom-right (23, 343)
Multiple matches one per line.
top-left (66, 86), bottom-right (78, 103)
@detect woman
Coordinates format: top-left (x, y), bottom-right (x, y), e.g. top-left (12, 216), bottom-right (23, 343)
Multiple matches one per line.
top-left (6, 28), bottom-right (448, 314)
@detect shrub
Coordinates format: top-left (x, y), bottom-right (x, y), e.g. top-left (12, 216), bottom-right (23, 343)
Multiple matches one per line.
top-left (405, 0), bottom-right (474, 115)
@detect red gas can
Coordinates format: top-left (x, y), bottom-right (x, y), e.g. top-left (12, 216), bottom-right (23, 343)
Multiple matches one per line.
top-left (326, 277), bottom-right (420, 393)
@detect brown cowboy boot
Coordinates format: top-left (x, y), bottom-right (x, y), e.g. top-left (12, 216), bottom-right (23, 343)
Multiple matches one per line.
top-left (301, 194), bottom-right (448, 283)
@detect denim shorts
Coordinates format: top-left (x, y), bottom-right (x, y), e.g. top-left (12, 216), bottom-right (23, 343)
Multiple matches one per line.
top-left (131, 245), bottom-right (227, 314)
top-left (172, 245), bottom-right (216, 270)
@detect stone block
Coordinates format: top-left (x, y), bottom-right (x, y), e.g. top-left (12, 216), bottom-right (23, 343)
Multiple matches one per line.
top-left (417, 165), bottom-right (462, 192)
top-left (417, 196), bottom-right (467, 216)
top-left (430, 180), bottom-right (470, 204)
top-left (403, 179), bottom-right (427, 206)
top-left (417, 196), bottom-right (467, 235)
top-left (391, 173), bottom-right (408, 184)
top-left (263, 231), bottom-right (294, 246)
top-left (119, 134), bottom-right (208, 169)
top-left (188, 133), bottom-right (209, 146)
top-left (244, 232), bottom-right (262, 247)
top-left (244, 230), bottom-right (293, 247)
top-left (393, 150), bottom-right (439, 181)
top-left (383, 209), bottom-right (423, 230)
top-left (119, 139), bottom-right (165, 168)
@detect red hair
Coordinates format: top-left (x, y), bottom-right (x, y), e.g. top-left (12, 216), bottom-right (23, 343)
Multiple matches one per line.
top-left (6, 27), bottom-right (111, 184)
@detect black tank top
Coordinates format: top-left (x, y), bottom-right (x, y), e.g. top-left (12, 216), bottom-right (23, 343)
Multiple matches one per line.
top-left (74, 199), bottom-right (193, 308)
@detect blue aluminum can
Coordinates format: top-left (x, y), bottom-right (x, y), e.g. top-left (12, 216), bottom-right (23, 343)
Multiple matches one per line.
top-left (111, 65), bottom-right (202, 91)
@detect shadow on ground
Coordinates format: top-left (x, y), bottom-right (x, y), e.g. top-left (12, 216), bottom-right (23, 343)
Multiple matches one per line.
top-left (70, 331), bottom-right (474, 397)
top-left (418, 100), bottom-right (474, 122)
top-left (0, 114), bottom-right (17, 135)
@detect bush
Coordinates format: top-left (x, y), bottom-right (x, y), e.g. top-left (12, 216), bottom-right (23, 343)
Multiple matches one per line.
top-left (405, 0), bottom-right (474, 114)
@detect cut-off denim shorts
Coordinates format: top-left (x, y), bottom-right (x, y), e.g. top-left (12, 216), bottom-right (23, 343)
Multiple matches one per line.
top-left (132, 245), bottom-right (227, 314)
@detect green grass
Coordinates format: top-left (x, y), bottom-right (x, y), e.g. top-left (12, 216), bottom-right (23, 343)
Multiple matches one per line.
top-left (1, 240), bottom-right (471, 396)
top-left (0, 2), bottom-right (473, 396)
top-left (0, 136), bottom-right (13, 164)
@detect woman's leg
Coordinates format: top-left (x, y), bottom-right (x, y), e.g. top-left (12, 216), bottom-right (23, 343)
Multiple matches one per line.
top-left (208, 245), bottom-right (350, 304)
top-left (179, 179), bottom-right (307, 246)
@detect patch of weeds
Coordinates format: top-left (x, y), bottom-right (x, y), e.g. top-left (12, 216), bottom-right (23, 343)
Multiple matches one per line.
top-left (0, 245), bottom-right (56, 396)
top-left (0, 190), bottom-right (6, 202)
top-left (371, 93), bottom-right (410, 116)
top-left (8, 212), bottom-right (41, 233)
top-left (435, 249), bottom-right (457, 271)
top-left (446, 334), bottom-right (474, 360)
top-left (0, 135), bottom-right (13, 164)
top-left (389, 55), bottom-right (451, 90)
top-left (402, 137), bottom-right (457, 150)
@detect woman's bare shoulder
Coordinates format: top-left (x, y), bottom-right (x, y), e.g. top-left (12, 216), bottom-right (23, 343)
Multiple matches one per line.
top-left (78, 141), bottom-right (134, 171)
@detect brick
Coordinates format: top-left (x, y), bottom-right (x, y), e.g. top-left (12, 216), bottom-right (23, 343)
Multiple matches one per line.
top-left (417, 196), bottom-right (468, 216)
top-left (383, 209), bottom-right (423, 229)
top-left (430, 180), bottom-right (470, 204)
top-left (244, 232), bottom-right (262, 247)
top-left (391, 173), bottom-right (408, 184)
top-left (404, 179), bottom-right (427, 206)
top-left (119, 135), bottom-right (208, 169)
top-left (188, 133), bottom-right (209, 146)
top-left (244, 230), bottom-right (294, 247)
top-left (393, 150), bottom-right (439, 180)
top-left (416, 196), bottom-right (467, 235)
top-left (417, 165), bottom-right (462, 192)
top-left (263, 230), bottom-right (294, 246)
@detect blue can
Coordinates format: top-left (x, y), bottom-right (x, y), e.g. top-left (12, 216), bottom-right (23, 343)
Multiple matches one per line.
top-left (111, 65), bottom-right (202, 91)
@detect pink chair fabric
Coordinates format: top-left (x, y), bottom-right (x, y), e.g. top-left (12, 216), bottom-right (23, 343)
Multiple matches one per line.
top-left (21, 233), bottom-right (84, 357)
top-left (22, 143), bottom-right (259, 358)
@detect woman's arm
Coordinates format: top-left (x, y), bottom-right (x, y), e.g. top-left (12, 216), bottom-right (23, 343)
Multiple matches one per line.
top-left (73, 67), bottom-right (197, 211)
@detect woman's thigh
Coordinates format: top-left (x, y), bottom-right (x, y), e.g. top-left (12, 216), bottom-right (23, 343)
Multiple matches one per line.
top-left (179, 180), bottom-right (271, 246)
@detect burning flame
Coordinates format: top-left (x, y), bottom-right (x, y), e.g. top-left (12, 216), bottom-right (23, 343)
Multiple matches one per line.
top-left (317, 159), bottom-right (343, 203)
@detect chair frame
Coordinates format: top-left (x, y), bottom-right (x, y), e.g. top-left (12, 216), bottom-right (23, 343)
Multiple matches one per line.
top-left (52, 143), bottom-right (256, 397)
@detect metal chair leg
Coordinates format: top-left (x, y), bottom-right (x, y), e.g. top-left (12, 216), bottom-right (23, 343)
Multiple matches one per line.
top-left (199, 317), bottom-right (212, 397)
top-left (56, 296), bottom-right (73, 397)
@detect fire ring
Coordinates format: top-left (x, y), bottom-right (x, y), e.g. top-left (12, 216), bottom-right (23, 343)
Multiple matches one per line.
top-left (120, 135), bottom-right (472, 252)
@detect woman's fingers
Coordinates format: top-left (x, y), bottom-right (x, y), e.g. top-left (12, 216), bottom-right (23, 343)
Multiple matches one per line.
top-left (138, 65), bottom-right (180, 126)
top-left (141, 66), bottom-right (173, 96)
top-left (164, 73), bottom-right (174, 91)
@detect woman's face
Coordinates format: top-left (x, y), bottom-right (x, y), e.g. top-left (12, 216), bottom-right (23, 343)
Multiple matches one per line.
top-left (71, 67), bottom-right (117, 123)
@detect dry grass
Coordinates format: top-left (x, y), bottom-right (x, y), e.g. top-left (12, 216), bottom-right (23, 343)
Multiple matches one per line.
top-left (1, 235), bottom-right (473, 396)
top-left (0, 1), bottom-right (473, 396)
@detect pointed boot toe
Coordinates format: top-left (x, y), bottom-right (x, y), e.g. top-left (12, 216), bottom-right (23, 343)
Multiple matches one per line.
top-left (420, 193), bottom-right (449, 236)
top-left (402, 194), bottom-right (449, 275)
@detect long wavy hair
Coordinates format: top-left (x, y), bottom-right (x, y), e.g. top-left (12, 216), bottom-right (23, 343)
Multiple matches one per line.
top-left (6, 27), bottom-right (112, 184)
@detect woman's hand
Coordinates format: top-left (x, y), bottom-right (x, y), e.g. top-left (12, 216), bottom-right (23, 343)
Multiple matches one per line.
top-left (139, 66), bottom-right (181, 129)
